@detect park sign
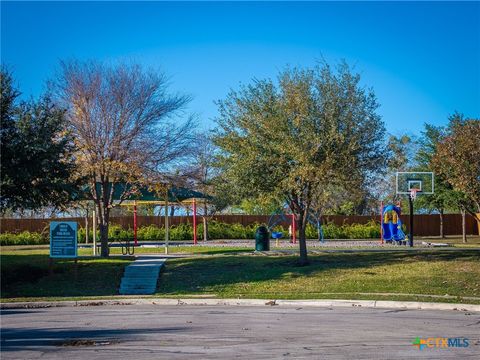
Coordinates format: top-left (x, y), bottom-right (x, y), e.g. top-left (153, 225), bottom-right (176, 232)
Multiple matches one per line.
top-left (50, 222), bottom-right (78, 258)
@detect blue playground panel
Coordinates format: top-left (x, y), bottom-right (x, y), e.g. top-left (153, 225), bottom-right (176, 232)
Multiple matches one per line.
top-left (271, 231), bottom-right (283, 239)
top-left (382, 204), bottom-right (406, 243)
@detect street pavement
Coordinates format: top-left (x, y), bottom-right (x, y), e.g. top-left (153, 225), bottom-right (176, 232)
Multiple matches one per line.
top-left (1, 305), bottom-right (479, 359)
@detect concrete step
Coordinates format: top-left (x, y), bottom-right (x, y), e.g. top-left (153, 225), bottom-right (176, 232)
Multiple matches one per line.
top-left (121, 280), bottom-right (157, 286)
top-left (125, 264), bottom-right (162, 269)
top-left (123, 275), bottom-right (159, 280)
top-left (123, 273), bottom-right (160, 278)
top-left (124, 267), bottom-right (162, 274)
top-left (118, 257), bottom-right (166, 295)
top-left (119, 286), bottom-right (157, 292)
top-left (120, 284), bottom-right (157, 290)
top-left (123, 272), bottom-right (160, 278)
top-left (121, 279), bottom-right (158, 284)
top-left (119, 282), bottom-right (157, 288)
top-left (119, 289), bottom-right (156, 295)
top-left (126, 264), bottom-right (163, 268)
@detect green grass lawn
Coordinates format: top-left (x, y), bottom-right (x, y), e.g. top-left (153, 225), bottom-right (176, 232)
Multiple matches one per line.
top-left (1, 249), bottom-right (132, 301)
top-left (108, 246), bottom-right (251, 255)
top-left (158, 250), bottom-right (480, 304)
top-left (2, 247), bottom-right (479, 304)
top-left (0, 245), bottom-right (252, 256)
top-left (421, 235), bottom-right (480, 247)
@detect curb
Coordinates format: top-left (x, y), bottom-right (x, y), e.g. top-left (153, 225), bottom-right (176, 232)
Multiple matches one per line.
top-left (1, 298), bottom-right (479, 312)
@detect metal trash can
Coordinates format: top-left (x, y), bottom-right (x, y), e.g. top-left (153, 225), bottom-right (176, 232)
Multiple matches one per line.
top-left (255, 226), bottom-right (270, 251)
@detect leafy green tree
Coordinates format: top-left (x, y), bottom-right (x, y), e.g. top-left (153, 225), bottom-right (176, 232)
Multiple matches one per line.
top-left (0, 69), bottom-right (20, 210)
top-left (213, 62), bottom-right (387, 264)
top-left (1, 69), bottom-right (75, 212)
top-left (414, 123), bottom-right (461, 237)
top-left (432, 113), bottom-right (480, 230)
top-left (377, 134), bottom-right (418, 209)
top-left (387, 134), bottom-right (418, 171)
top-left (238, 197), bottom-right (284, 216)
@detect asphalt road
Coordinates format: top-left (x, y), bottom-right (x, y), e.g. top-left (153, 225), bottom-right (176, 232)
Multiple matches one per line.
top-left (1, 305), bottom-right (479, 359)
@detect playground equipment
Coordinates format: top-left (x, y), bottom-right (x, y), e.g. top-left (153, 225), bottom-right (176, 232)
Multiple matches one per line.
top-left (86, 184), bottom-right (209, 256)
top-left (121, 196), bottom-right (208, 254)
top-left (267, 209), bottom-right (296, 244)
top-left (381, 204), bottom-right (406, 244)
top-left (394, 171), bottom-right (434, 247)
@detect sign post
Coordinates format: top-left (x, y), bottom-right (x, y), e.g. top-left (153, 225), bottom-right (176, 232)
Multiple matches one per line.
top-left (50, 222), bottom-right (78, 258)
top-left (49, 221), bottom-right (78, 278)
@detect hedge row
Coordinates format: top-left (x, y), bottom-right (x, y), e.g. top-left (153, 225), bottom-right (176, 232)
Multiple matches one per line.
top-left (0, 220), bottom-right (381, 246)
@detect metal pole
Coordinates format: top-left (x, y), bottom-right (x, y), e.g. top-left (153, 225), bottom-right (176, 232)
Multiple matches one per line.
top-left (380, 201), bottom-right (383, 245)
top-left (292, 214), bottom-right (296, 244)
top-left (93, 208), bottom-right (97, 256)
top-left (134, 202), bottom-right (138, 246)
top-left (85, 207), bottom-right (89, 244)
top-left (165, 195), bottom-right (169, 255)
top-left (193, 199), bottom-right (197, 245)
top-left (408, 195), bottom-right (414, 247)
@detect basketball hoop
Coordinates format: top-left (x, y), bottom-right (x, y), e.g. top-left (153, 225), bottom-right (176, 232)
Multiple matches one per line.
top-left (410, 188), bottom-right (419, 201)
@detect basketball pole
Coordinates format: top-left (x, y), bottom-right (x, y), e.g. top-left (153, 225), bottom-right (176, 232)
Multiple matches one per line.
top-left (408, 194), bottom-right (414, 247)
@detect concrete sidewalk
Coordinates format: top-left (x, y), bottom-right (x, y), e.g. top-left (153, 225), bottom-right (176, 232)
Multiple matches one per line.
top-left (2, 298), bottom-right (479, 312)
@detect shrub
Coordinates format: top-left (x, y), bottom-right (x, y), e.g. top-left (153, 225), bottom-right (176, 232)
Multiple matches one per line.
top-left (306, 220), bottom-right (380, 239)
top-left (0, 231), bottom-right (47, 246)
top-left (0, 220), bottom-right (382, 245)
top-left (137, 225), bottom-right (164, 240)
top-left (170, 223), bottom-right (193, 240)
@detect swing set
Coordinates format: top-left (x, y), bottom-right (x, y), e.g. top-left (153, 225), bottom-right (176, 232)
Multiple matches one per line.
top-left (267, 209), bottom-right (297, 244)
top-left (87, 184), bottom-right (210, 255)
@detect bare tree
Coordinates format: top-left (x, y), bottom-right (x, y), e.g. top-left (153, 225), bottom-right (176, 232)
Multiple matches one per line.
top-left (52, 60), bottom-right (194, 256)
top-left (309, 181), bottom-right (364, 240)
top-left (183, 131), bottom-right (231, 240)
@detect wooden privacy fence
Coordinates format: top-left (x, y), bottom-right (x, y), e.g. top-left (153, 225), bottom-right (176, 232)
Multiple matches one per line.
top-left (0, 214), bottom-right (478, 237)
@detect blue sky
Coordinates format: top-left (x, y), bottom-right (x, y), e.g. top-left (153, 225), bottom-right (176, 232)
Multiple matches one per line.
top-left (1, 1), bottom-right (479, 135)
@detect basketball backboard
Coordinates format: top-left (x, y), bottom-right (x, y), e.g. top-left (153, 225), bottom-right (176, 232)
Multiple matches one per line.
top-left (396, 172), bottom-right (434, 195)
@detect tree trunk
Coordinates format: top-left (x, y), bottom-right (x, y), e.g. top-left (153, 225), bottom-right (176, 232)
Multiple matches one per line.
top-left (316, 218), bottom-right (322, 242)
top-left (461, 209), bottom-right (467, 243)
top-left (476, 213), bottom-right (480, 238)
top-left (97, 202), bottom-right (110, 257)
top-left (297, 211), bottom-right (308, 265)
top-left (170, 206), bottom-right (175, 217)
top-left (203, 202), bottom-right (208, 242)
top-left (439, 209), bottom-right (444, 239)
top-left (203, 216), bottom-right (208, 242)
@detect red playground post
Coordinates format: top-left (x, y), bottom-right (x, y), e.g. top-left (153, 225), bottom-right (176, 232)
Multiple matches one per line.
top-left (379, 201), bottom-right (383, 245)
top-left (193, 199), bottom-right (197, 245)
top-left (291, 214), bottom-right (296, 244)
top-left (134, 203), bottom-right (138, 246)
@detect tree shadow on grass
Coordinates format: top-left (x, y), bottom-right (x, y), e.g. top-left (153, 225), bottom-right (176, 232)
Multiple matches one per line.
top-left (2, 250), bottom-right (478, 300)
top-left (158, 250), bottom-right (480, 296)
top-left (180, 249), bottom-right (252, 255)
top-left (1, 255), bottom-right (131, 299)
